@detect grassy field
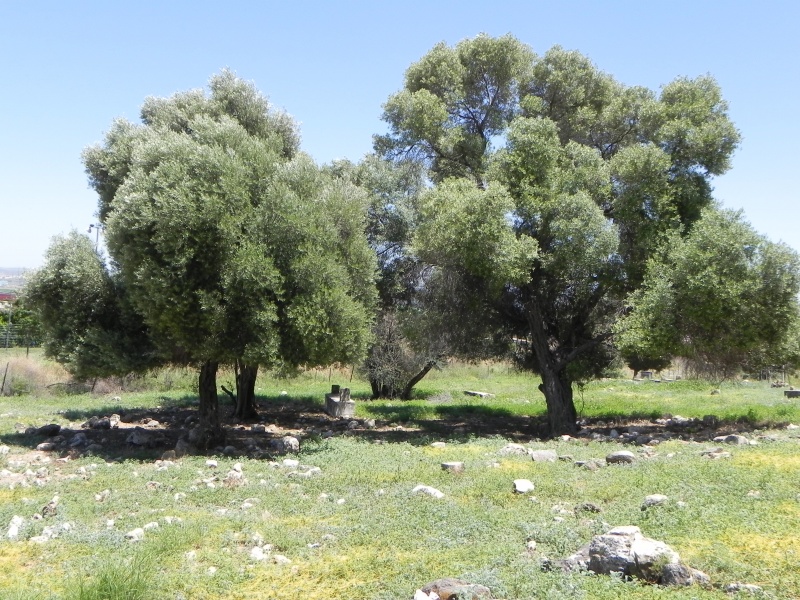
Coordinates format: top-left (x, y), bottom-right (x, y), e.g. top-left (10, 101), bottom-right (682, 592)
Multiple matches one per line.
top-left (0, 352), bottom-right (799, 599)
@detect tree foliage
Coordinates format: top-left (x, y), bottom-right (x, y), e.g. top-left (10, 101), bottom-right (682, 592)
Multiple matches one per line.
top-left (616, 209), bottom-right (800, 381)
top-left (382, 35), bottom-right (749, 433)
top-left (79, 71), bottom-right (376, 434)
top-left (24, 232), bottom-right (156, 379)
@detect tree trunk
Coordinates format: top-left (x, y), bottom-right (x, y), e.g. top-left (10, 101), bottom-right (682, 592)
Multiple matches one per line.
top-left (195, 360), bottom-right (225, 448)
top-left (528, 301), bottom-right (579, 436)
top-left (233, 361), bottom-right (259, 421)
top-left (401, 360), bottom-right (437, 400)
top-left (538, 368), bottom-right (578, 435)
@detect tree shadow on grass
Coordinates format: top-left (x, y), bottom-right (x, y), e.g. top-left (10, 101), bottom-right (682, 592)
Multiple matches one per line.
top-left (0, 391), bottom-right (779, 463)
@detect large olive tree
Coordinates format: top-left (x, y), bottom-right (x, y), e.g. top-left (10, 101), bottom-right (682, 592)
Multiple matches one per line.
top-left (382, 35), bottom-right (745, 434)
top-left (83, 72), bottom-right (376, 443)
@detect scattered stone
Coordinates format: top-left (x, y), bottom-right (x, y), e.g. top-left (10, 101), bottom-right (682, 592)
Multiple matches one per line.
top-left (642, 494), bottom-right (668, 509)
top-left (576, 459), bottom-right (605, 471)
top-left (498, 443), bottom-right (528, 456)
top-left (606, 450), bottom-right (636, 465)
top-left (30, 523), bottom-right (70, 543)
top-left (365, 419), bottom-right (376, 428)
top-left (223, 466), bottom-right (246, 487)
top-left (282, 458), bottom-right (300, 468)
top-left (701, 447), bottom-right (732, 459)
top-left (463, 390), bottom-right (495, 399)
top-left (287, 466), bottom-right (322, 478)
top-left (143, 521), bottom-right (159, 531)
top-left (69, 433), bottom-right (89, 447)
top-left (441, 462), bottom-right (464, 474)
top-left (529, 449), bottom-right (558, 463)
top-left (430, 442), bottom-right (447, 448)
top-left (125, 528), bottom-right (145, 541)
top-left (126, 428), bottom-right (155, 447)
top-left (660, 563), bottom-right (710, 586)
top-left (513, 479), bottom-right (535, 494)
top-left (271, 436), bottom-right (300, 454)
top-left (173, 439), bottom-right (193, 458)
top-left (710, 389), bottom-right (720, 395)
top-left (95, 489), bottom-right (110, 502)
top-left (36, 442), bottom-right (56, 452)
top-left (575, 502), bottom-right (602, 514)
top-left (272, 554), bottom-right (291, 565)
top-left (83, 416), bottom-right (111, 430)
top-left (34, 424), bottom-right (61, 437)
top-left (250, 546), bottom-right (267, 561)
top-left (723, 583), bottom-right (763, 594)
top-left (7, 515), bottom-right (23, 540)
top-left (41, 495), bottom-right (59, 517)
top-left (162, 516), bottom-right (182, 524)
top-left (412, 485), bottom-right (445, 499)
top-left (206, 459), bottom-right (218, 468)
top-left (713, 434), bottom-right (749, 446)
top-left (413, 590), bottom-right (437, 600)
top-left (420, 578), bottom-right (492, 600)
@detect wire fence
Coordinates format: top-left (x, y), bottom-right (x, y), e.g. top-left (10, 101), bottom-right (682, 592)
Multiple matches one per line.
top-left (0, 324), bottom-right (41, 349)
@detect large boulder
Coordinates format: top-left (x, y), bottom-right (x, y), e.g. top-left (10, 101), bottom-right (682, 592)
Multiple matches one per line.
top-left (555, 526), bottom-right (708, 586)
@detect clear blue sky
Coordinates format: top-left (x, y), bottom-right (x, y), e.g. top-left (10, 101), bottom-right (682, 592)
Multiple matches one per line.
top-left (1, 0), bottom-right (797, 268)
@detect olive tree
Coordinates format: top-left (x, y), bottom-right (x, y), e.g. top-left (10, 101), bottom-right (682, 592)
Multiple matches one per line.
top-left (24, 231), bottom-right (157, 380)
top-left (382, 35), bottom-right (743, 434)
top-left (616, 209), bottom-right (800, 382)
top-left (83, 72), bottom-right (376, 443)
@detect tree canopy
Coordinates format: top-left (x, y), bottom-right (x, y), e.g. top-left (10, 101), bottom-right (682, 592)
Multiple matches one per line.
top-left (616, 209), bottom-right (800, 381)
top-left (78, 71), bottom-right (377, 440)
top-left (24, 231), bottom-right (156, 380)
top-left (377, 34), bottom-right (794, 434)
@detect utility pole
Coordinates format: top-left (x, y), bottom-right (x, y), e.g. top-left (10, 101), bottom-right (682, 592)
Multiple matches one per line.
top-left (88, 223), bottom-right (103, 252)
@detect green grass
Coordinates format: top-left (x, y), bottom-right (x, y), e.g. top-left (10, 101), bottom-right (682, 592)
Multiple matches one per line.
top-left (0, 360), bottom-right (799, 598)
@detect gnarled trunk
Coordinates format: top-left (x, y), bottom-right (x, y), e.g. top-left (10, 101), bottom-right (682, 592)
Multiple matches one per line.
top-left (528, 301), bottom-right (579, 436)
top-left (538, 367), bottom-right (578, 435)
top-left (233, 361), bottom-right (259, 421)
top-left (195, 360), bottom-right (226, 448)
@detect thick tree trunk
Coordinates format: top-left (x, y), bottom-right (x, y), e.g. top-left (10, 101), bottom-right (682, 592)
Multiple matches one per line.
top-left (233, 361), bottom-right (259, 421)
top-left (194, 360), bottom-right (226, 448)
top-left (528, 301), bottom-right (579, 436)
top-left (538, 368), bottom-right (578, 435)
